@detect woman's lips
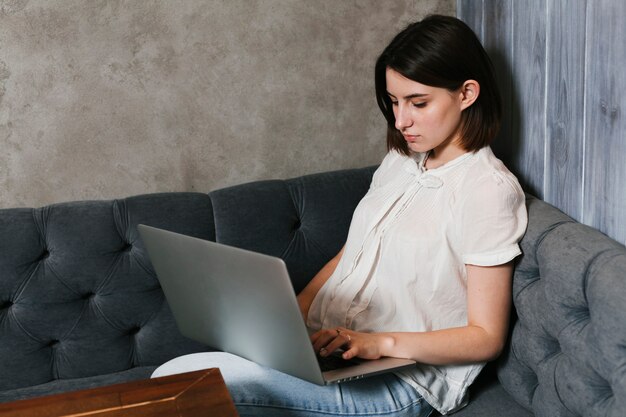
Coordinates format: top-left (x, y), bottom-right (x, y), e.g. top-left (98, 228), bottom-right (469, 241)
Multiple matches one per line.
top-left (403, 134), bottom-right (419, 142)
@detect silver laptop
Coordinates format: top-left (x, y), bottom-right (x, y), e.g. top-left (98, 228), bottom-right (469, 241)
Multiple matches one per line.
top-left (138, 224), bottom-right (416, 385)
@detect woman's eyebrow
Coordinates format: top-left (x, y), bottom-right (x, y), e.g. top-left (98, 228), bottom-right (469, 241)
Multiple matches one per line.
top-left (386, 92), bottom-right (429, 99)
top-left (405, 93), bottom-right (428, 99)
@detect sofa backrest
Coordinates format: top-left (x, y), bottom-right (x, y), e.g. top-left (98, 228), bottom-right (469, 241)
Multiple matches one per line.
top-left (208, 166), bottom-right (376, 293)
top-left (0, 167), bottom-right (376, 393)
top-left (498, 195), bottom-right (626, 417)
top-left (0, 193), bottom-right (214, 391)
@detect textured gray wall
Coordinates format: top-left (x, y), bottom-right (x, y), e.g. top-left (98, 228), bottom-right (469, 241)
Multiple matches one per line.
top-left (0, 0), bottom-right (454, 208)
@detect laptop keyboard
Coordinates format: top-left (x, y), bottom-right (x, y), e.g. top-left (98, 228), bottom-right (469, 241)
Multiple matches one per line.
top-left (317, 353), bottom-right (360, 372)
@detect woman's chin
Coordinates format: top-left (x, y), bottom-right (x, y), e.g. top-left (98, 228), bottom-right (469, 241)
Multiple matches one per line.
top-left (407, 142), bottom-right (429, 154)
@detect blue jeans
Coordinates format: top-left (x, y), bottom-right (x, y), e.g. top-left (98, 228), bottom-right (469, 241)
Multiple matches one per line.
top-left (152, 352), bottom-right (434, 417)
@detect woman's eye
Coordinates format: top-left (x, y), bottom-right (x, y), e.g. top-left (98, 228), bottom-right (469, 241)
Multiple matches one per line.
top-left (390, 100), bottom-right (398, 106)
top-left (412, 102), bottom-right (427, 108)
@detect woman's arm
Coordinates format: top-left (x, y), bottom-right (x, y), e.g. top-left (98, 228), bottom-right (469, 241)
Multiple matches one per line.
top-left (312, 262), bottom-right (513, 364)
top-left (296, 245), bottom-right (345, 321)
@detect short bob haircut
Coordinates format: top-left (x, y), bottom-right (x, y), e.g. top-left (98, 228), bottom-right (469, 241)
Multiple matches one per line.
top-left (375, 15), bottom-right (502, 155)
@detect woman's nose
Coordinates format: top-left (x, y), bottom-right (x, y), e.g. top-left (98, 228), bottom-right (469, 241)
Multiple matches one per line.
top-left (394, 105), bottom-right (412, 130)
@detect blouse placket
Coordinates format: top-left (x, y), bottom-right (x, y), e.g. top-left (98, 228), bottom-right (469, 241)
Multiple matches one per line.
top-left (321, 159), bottom-right (443, 329)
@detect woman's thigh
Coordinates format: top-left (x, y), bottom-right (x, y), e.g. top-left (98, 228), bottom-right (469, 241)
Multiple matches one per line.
top-left (152, 352), bottom-right (433, 417)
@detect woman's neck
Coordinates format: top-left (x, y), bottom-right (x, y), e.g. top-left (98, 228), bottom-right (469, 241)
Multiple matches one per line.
top-left (424, 144), bottom-right (466, 170)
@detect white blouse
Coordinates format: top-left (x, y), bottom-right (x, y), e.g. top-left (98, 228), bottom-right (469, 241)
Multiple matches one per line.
top-left (307, 146), bottom-right (527, 414)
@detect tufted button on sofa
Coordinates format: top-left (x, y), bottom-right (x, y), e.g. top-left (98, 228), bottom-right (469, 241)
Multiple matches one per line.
top-left (441, 194), bottom-right (626, 417)
top-left (0, 193), bottom-right (216, 400)
top-left (1, 166), bottom-right (625, 417)
top-left (495, 195), bottom-right (626, 417)
top-left (0, 167), bottom-right (375, 403)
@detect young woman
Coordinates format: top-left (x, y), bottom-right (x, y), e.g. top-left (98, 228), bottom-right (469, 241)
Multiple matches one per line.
top-left (153, 15), bottom-right (527, 417)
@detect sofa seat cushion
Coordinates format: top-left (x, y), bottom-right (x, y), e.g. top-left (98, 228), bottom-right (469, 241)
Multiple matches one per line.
top-left (0, 366), bottom-right (157, 404)
top-left (448, 379), bottom-right (532, 416)
top-left (428, 364), bottom-right (532, 416)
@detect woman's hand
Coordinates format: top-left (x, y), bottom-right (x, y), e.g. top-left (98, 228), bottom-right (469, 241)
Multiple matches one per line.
top-left (310, 328), bottom-right (393, 360)
top-left (308, 263), bottom-right (514, 365)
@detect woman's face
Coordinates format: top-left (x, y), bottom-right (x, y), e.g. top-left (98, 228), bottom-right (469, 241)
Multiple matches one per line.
top-left (385, 68), bottom-right (466, 159)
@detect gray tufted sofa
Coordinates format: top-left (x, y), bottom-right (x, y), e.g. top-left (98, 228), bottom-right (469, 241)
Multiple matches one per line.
top-left (1, 166), bottom-right (625, 417)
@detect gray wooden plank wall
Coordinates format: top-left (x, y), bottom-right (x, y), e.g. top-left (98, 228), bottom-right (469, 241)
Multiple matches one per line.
top-left (458, 0), bottom-right (626, 244)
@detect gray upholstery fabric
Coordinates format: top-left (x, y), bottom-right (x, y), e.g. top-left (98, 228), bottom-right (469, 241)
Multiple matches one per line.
top-left (0, 366), bottom-right (156, 404)
top-left (2, 169), bottom-right (624, 417)
top-left (0, 193), bottom-right (214, 395)
top-left (422, 364), bottom-right (530, 416)
top-left (451, 381), bottom-right (532, 417)
top-left (498, 195), bottom-right (626, 417)
top-left (209, 166), bottom-right (376, 293)
top-left (0, 167), bottom-right (377, 403)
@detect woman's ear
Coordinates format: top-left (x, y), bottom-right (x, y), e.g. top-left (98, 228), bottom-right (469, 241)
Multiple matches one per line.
top-left (459, 80), bottom-right (480, 110)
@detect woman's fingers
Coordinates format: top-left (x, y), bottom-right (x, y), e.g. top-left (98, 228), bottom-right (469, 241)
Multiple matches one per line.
top-left (311, 328), bottom-right (353, 357)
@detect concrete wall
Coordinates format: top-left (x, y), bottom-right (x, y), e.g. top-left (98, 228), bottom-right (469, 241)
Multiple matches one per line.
top-left (0, 0), bottom-right (454, 208)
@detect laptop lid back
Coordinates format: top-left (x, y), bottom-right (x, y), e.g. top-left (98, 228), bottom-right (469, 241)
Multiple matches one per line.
top-left (138, 224), bottom-right (326, 385)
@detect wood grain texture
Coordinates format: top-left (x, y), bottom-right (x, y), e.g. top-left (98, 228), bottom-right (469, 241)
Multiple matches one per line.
top-left (459, 0), bottom-right (626, 243)
top-left (545, 0), bottom-right (586, 221)
top-left (583, 0), bottom-right (626, 244)
top-left (457, 0), bottom-right (484, 40)
top-left (510, 0), bottom-right (547, 198)
top-left (482, 0), bottom-right (515, 170)
top-left (0, 369), bottom-right (239, 417)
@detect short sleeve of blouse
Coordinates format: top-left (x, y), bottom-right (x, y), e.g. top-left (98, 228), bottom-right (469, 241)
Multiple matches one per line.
top-left (459, 171), bottom-right (527, 266)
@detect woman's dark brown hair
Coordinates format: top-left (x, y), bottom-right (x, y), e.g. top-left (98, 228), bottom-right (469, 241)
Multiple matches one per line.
top-left (375, 15), bottom-right (502, 155)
